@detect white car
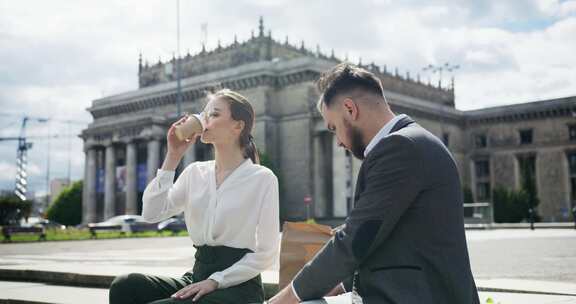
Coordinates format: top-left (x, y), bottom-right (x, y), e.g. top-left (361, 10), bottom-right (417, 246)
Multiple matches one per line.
top-left (88, 215), bottom-right (150, 233)
top-left (19, 217), bottom-right (65, 230)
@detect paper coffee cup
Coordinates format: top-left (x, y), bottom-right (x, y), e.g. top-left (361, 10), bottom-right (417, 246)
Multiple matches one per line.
top-left (175, 113), bottom-right (204, 141)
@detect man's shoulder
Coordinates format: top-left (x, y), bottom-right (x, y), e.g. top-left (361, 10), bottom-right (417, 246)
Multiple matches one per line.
top-left (369, 124), bottom-right (421, 154)
top-left (373, 123), bottom-right (439, 152)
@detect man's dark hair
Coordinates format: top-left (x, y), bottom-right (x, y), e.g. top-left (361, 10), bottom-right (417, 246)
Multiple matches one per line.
top-left (317, 63), bottom-right (385, 108)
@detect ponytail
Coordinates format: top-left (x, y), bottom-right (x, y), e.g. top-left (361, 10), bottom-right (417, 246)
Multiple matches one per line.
top-left (243, 134), bottom-right (260, 164)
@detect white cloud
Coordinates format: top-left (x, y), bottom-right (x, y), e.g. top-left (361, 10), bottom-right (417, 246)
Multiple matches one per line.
top-left (0, 162), bottom-right (17, 182)
top-left (0, 0), bottom-right (575, 194)
top-left (534, 0), bottom-right (576, 17)
top-left (559, 0), bottom-right (576, 16)
top-left (0, 160), bottom-right (42, 181)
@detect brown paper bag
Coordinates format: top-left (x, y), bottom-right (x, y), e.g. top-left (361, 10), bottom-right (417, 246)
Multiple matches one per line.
top-left (279, 221), bottom-right (334, 290)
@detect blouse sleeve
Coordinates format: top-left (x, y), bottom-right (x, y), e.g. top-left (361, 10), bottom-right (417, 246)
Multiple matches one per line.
top-left (208, 174), bottom-right (281, 288)
top-left (141, 163), bottom-right (195, 223)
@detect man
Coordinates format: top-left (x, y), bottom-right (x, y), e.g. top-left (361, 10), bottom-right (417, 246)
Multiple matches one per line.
top-left (269, 63), bottom-right (479, 304)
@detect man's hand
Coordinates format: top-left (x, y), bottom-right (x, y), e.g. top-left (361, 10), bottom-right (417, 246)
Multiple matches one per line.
top-left (324, 283), bottom-right (346, 297)
top-left (171, 279), bottom-right (218, 302)
top-left (267, 285), bottom-right (300, 304)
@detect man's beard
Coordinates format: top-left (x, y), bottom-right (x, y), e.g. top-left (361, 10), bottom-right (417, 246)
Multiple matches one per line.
top-left (344, 120), bottom-right (366, 160)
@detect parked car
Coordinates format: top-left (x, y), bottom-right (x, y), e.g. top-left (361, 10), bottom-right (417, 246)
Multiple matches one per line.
top-left (157, 217), bottom-right (187, 234)
top-left (19, 217), bottom-right (65, 230)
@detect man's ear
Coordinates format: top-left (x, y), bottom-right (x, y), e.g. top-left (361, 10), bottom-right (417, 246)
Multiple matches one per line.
top-left (342, 98), bottom-right (359, 121)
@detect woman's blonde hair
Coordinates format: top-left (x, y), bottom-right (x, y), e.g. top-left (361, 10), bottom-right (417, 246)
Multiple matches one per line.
top-left (208, 88), bottom-right (260, 164)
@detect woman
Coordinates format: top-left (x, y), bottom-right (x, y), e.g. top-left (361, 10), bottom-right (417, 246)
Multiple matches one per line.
top-left (109, 89), bottom-right (280, 304)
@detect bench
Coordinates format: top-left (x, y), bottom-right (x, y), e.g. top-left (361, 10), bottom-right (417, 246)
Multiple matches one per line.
top-left (2, 226), bottom-right (46, 242)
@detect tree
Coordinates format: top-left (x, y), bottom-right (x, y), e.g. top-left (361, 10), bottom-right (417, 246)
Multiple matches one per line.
top-left (462, 186), bottom-right (474, 217)
top-left (259, 152), bottom-right (288, 221)
top-left (47, 181), bottom-right (83, 226)
top-left (493, 186), bottom-right (534, 223)
top-left (0, 194), bottom-right (32, 225)
top-left (518, 157), bottom-right (540, 222)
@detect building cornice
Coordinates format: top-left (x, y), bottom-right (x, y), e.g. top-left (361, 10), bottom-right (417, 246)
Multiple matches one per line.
top-left (464, 96), bottom-right (576, 125)
top-left (88, 58), bottom-right (328, 119)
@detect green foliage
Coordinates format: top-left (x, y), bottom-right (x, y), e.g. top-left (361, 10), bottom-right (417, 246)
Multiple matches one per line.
top-left (463, 186), bottom-right (474, 217)
top-left (47, 181), bottom-right (83, 226)
top-left (0, 194), bottom-right (32, 225)
top-left (492, 186), bottom-right (540, 223)
top-left (463, 186), bottom-right (474, 205)
top-left (5, 227), bottom-right (189, 243)
top-left (517, 155), bottom-right (540, 221)
top-left (259, 152), bottom-right (288, 221)
top-left (259, 152), bottom-right (274, 170)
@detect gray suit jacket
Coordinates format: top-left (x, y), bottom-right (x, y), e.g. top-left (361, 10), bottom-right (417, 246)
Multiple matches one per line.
top-left (292, 116), bottom-right (479, 304)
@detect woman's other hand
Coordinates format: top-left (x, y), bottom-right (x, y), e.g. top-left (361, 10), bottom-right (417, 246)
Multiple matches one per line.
top-left (171, 279), bottom-right (218, 301)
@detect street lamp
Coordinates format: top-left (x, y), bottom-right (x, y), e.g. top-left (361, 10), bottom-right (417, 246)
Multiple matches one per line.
top-left (175, 0), bottom-right (182, 117)
top-left (422, 62), bottom-right (460, 89)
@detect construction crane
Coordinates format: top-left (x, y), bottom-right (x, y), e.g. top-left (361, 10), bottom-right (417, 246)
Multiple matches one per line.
top-left (0, 114), bottom-right (87, 201)
top-left (0, 116), bottom-right (47, 200)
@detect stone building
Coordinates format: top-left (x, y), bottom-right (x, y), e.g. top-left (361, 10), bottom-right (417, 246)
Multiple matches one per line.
top-left (81, 19), bottom-right (576, 224)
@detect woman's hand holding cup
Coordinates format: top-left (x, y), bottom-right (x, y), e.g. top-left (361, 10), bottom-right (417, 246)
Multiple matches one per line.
top-left (167, 115), bottom-right (202, 157)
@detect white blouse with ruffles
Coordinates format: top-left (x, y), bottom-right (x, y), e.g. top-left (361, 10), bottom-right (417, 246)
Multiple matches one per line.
top-left (142, 158), bottom-right (280, 289)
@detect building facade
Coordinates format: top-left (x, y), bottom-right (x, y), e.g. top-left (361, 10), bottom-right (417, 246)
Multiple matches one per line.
top-left (81, 20), bottom-right (576, 224)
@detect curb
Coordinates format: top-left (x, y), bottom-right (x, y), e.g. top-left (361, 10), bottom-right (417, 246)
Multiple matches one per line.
top-left (465, 222), bottom-right (576, 230)
top-left (0, 269), bottom-right (279, 299)
top-left (0, 269), bottom-right (112, 289)
top-left (0, 269), bottom-right (574, 298)
top-left (477, 286), bottom-right (576, 297)
top-left (0, 300), bottom-right (52, 304)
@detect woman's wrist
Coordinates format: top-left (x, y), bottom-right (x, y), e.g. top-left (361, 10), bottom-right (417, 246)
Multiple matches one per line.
top-left (207, 278), bottom-right (219, 289)
top-left (161, 152), bottom-right (182, 171)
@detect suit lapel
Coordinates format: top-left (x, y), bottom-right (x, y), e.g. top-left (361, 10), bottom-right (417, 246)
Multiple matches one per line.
top-left (353, 115), bottom-right (415, 207)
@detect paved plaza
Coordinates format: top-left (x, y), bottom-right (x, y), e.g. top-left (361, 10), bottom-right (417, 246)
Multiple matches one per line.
top-left (1, 229), bottom-right (575, 303)
top-left (466, 229), bottom-right (576, 283)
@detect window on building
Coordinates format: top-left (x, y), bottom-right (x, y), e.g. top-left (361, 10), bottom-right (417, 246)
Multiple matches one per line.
top-left (475, 134), bottom-right (487, 148)
top-left (442, 132), bottom-right (450, 147)
top-left (475, 160), bottom-right (490, 178)
top-left (475, 160), bottom-right (491, 201)
top-left (568, 152), bottom-right (576, 205)
top-left (569, 125), bottom-right (576, 141)
top-left (519, 129), bottom-right (533, 145)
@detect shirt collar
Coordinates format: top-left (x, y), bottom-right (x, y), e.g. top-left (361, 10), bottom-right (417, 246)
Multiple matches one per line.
top-left (363, 114), bottom-right (407, 158)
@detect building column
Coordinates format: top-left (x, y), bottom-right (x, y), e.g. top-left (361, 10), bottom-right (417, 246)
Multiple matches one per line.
top-left (313, 132), bottom-right (333, 218)
top-left (125, 141), bottom-right (138, 215)
top-left (313, 134), bottom-right (326, 218)
top-left (83, 148), bottom-right (97, 224)
top-left (104, 144), bottom-right (116, 220)
top-left (147, 139), bottom-right (161, 183)
top-left (331, 134), bottom-right (348, 217)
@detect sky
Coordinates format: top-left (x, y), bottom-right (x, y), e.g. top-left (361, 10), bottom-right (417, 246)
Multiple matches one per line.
top-left (0, 0), bottom-right (575, 198)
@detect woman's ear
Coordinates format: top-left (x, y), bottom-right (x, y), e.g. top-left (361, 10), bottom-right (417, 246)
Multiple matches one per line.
top-left (235, 120), bottom-right (245, 134)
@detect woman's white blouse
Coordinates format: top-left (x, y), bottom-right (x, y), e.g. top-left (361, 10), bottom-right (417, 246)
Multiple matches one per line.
top-left (142, 159), bottom-right (280, 289)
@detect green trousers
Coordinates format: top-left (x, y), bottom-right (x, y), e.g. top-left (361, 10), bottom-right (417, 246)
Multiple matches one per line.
top-left (109, 245), bottom-right (265, 304)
